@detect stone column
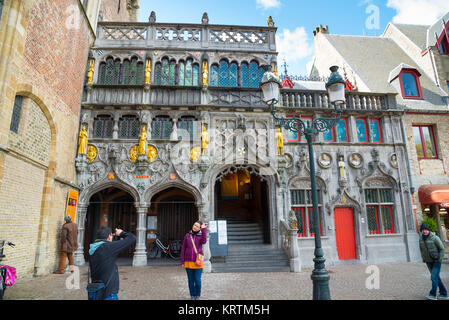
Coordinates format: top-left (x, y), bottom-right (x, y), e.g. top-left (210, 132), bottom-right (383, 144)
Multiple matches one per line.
top-left (133, 204), bottom-right (149, 267)
top-left (74, 204), bottom-right (89, 266)
top-left (198, 203), bottom-right (212, 273)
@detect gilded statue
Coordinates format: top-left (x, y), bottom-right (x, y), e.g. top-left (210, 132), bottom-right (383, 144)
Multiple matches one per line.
top-left (86, 145), bottom-right (97, 163)
top-left (147, 145), bottom-right (158, 163)
top-left (202, 61), bottom-right (208, 86)
top-left (190, 146), bottom-right (201, 163)
top-left (87, 59), bottom-right (95, 85)
top-left (201, 124), bottom-right (209, 155)
top-left (139, 126), bottom-right (148, 155)
top-left (129, 145), bottom-right (139, 162)
top-left (276, 127), bottom-right (284, 155)
top-left (267, 16), bottom-right (275, 27)
top-left (145, 59), bottom-right (151, 85)
top-left (78, 126), bottom-right (88, 155)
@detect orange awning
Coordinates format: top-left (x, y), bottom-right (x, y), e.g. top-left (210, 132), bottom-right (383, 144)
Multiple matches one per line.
top-left (418, 185), bottom-right (449, 207)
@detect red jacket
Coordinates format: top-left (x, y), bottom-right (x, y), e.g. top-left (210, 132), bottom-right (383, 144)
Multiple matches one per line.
top-left (180, 228), bottom-right (207, 265)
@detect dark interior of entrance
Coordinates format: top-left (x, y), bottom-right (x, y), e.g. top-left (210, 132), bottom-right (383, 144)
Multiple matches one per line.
top-left (215, 170), bottom-right (270, 243)
top-left (84, 188), bottom-right (136, 261)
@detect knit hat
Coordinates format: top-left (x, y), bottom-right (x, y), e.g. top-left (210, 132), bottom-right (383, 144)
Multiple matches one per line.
top-left (65, 215), bottom-right (72, 223)
top-left (420, 223), bottom-right (430, 232)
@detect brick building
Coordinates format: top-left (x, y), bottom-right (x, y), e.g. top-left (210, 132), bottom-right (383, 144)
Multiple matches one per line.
top-left (310, 13), bottom-right (449, 240)
top-left (0, 0), bottom-right (138, 278)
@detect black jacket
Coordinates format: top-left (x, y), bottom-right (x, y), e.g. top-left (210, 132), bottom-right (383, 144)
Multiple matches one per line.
top-left (88, 231), bottom-right (136, 298)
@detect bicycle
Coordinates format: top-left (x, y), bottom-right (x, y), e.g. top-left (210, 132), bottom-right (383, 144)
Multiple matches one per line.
top-left (147, 235), bottom-right (181, 260)
top-left (0, 240), bottom-right (16, 300)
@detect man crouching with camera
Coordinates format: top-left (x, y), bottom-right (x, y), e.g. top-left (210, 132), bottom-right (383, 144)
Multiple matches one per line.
top-left (88, 227), bottom-right (136, 300)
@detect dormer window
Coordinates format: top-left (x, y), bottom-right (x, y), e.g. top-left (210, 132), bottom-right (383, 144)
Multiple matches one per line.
top-left (399, 69), bottom-right (422, 99)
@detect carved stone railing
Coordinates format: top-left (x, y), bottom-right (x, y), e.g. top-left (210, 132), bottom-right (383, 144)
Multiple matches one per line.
top-left (95, 22), bottom-right (276, 52)
top-left (280, 219), bottom-right (301, 273)
top-left (279, 89), bottom-right (397, 111)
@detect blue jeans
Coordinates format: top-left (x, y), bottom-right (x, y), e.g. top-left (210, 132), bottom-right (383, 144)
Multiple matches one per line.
top-left (185, 268), bottom-right (202, 298)
top-left (426, 262), bottom-right (447, 297)
top-left (104, 293), bottom-right (119, 300)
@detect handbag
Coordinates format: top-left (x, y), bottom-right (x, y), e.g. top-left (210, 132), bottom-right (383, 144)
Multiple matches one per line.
top-left (424, 238), bottom-right (440, 261)
top-left (190, 234), bottom-right (204, 267)
top-left (86, 263), bottom-right (114, 300)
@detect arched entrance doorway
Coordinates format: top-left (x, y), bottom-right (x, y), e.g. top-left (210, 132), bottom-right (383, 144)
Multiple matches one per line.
top-left (83, 187), bottom-right (137, 261)
top-left (149, 188), bottom-right (198, 245)
top-left (214, 169), bottom-right (270, 243)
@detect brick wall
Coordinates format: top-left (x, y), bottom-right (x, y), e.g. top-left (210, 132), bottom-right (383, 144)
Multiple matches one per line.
top-left (101, 0), bottom-right (133, 22)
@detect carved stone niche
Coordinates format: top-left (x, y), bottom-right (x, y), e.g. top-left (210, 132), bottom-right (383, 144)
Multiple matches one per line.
top-left (389, 153), bottom-right (398, 169)
top-left (348, 152), bottom-right (363, 169)
top-left (317, 152), bottom-right (332, 169)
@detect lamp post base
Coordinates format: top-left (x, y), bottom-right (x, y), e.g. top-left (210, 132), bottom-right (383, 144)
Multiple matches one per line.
top-left (311, 265), bottom-right (331, 300)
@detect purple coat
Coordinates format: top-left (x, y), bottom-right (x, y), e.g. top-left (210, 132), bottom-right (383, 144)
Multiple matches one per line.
top-left (180, 228), bottom-right (207, 265)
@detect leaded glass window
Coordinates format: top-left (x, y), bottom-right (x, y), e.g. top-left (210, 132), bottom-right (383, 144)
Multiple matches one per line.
top-left (249, 61), bottom-right (259, 88)
top-left (118, 115), bottom-right (140, 139)
top-left (136, 61), bottom-right (144, 85)
top-left (337, 118), bottom-right (349, 142)
top-left (210, 65), bottom-right (219, 86)
top-left (98, 63), bottom-right (106, 84)
top-left (365, 188), bottom-right (395, 234)
top-left (356, 119), bottom-right (368, 143)
top-left (128, 57), bottom-right (139, 85)
top-left (229, 63), bottom-right (238, 87)
top-left (290, 189), bottom-right (323, 237)
top-left (104, 58), bottom-right (116, 85)
top-left (169, 61), bottom-right (176, 86)
top-left (113, 59), bottom-right (121, 85)
top-left (10, 96), bottom-right (23, 134)
top-left (259, 66), bottom-right (265, 85)
top-left (121, 59), bottom-right (131, 85)
top-left (241, 63), bottom-right (249, 87)
top-left (178, 116), bottom-right (195, 140)
top-left (219, 60), bottom-right (229, 87)
top-left (94, 115), bottom-right (114, 139)
top-left (179, 61), bottom-right (185, 86)
top-left (152, 117), bottom-right (172, 140)
top-left (193, 64), bottom-right (199, 86)
top-left (185, 59), bottom-right (193, 86)
top-left (154, 63), bottom-right (162, 85)
top-left (161, 58), bottom-right (170, 85)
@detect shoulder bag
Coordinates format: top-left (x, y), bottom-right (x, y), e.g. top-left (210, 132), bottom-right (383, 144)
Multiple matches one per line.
top-left (190, 234), bottom-right (204, 267)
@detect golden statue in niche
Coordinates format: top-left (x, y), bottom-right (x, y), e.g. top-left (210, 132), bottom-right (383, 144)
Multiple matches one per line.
top-left (78, 126), bottom-right (88, 155)
top-left (190, 146), bottom-right (201, 163)
top-left (201, 124), bottom-right (209, 155)
top-left (87, 59), bottom-right (95, 85)
top-left (129, 145), bottom-right (139, 162)
top-left (145, 58), bottom-right (151, 85)
top-left (202, 60), bottom-right (208, 86)
top-left (276, 127), bottom-right (284, 155)
top-left (138, 126), bottom-right (147, 155)
top-left (86, 145), bottom-right (97, 163)
top-left (147, 145), bottom-right (158, 163)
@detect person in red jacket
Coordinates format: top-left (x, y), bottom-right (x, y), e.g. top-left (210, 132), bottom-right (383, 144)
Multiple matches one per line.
top-left (180, 221), bottom-right (207, 300)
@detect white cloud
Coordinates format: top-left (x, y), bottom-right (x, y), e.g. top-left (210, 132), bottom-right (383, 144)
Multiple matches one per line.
top-left (256, 0), bottom-right (281, 10)
top-left (387, 0), bottom-right (449, 25)
top-left (276, 27), bottom-right (313, 64)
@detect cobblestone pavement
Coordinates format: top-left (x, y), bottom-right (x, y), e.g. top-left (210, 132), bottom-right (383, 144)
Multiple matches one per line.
top-left (4, 262), bottom-right (449, 300)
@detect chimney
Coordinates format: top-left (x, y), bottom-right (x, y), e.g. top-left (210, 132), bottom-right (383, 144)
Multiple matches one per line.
top-left (313, 25), bottom-right (329, 37)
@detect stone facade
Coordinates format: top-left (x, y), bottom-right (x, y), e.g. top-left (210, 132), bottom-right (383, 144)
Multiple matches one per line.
top-left (73, 15), bottom-right (421, 272)
top-left (0, 0), bottom-right (136, 278)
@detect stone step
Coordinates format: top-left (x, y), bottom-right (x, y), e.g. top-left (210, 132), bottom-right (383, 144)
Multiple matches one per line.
top-left (212, 265), bottom-right (291, 273)
top-left (228, 234), bottom-right (264, 240)
top-left (224, 254), bottom-right (288, 262)
top-left (228, 240), bottom-right (265, 245)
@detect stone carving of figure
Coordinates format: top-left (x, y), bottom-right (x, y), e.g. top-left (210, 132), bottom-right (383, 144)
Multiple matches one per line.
top-left (201, 124), bottom-right (209, 155)
top-left (202, 12), bottom-right (209, 25)
top-left (267, 16), bottom-right (275, 27)
top-left (145, 59), bottom-right (151, 85)
top-left (78, 126), bottom-right (88, 155)
top-left (149, 11), bottom-right (156, 23)
top-left (148, 145), bottom-right (157, 163)
top-left (338, 155), bottom-right (346, 179)
top-left (87, 60), bottom-right (95, 85)
top-left (276, 128), bottom-right (284, 155)
top-left (202, 60), bottom-right (208, 86)
top-left (139, 126), bottom-right (148, 155)
top-left (289, 210), bottom-right (298, 230)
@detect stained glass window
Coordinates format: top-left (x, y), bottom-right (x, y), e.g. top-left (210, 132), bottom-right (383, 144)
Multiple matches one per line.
top-left (401, 72), bottom-right (420, 97)
top-left (119, 115), bottom-right (140, 139)
top-left (323, 127), bottom-right (335, 142)
top-left (178, 117), bottom-right (195, 140)
top-left (122, 59), bottom-right (131, 84)
top-left (129, 58), bottom-right (139, 85)
top-left (210, 65), bottom-right (219, 87)
top-left (219, 60), bottom-right (229, 87)
top-left (152, 117), bottom-right (172, 140)
top-left (168, 61), bottom-right (176, 86)
top-left (161, 59), bottom-right (170, 85)
top-left (136, 62), bottom-right (144, 85)
top-left (154, 63), bottom-right (162, 85)
top-left (259, 67), bottom-right (265, 85)
top-left (337, 118), bottom-right (349, 142)
top-left (356, 119), bottom-right (368, 143)
top-left (94, 115), bottom-right (114, 139)
top-left (193, 64), bottom-right (199, 86)
top-left (104, 58), bottom-right (115, 85)
top-left (10, 96), bottom-right (23, 133)
top-left (230, 63), bottom-right (238, 87)
top-left (369, 119), bottom-right (382, 143)
top-left (178, 62), bottom-right (185, 86)
top-left (185, 59), bottom-right (193, 86)
top-left (241, 63), bottom-right (249, 87)
top-left (249, 61), bottom-right (259, 88)
top-left (113, 59), bottom-right (121, 85)
top-left (98, 63), bottom-right (106, 84)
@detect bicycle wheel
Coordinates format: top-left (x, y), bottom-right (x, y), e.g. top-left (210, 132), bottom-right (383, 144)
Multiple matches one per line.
top-left (168, 241), bottom-right (181, 260)
top-left (147, 244), bottom-right (159, 259)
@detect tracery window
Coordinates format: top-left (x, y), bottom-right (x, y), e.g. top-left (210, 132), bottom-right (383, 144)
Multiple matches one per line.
top-left (177, 116), bottom-right (196, 140)
top-left (154, 58), bottom-right (199, 86)
top-left (98, 56), bottom-right (144, 85)
top-left (93, 115), bottom-right (114, 139)
top-left (152, 116), bottom-right (172, 140)
top-left (118, 115), bottom-right (140, 139)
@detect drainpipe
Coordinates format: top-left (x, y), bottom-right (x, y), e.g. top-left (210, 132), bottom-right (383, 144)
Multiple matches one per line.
top-left (401, 112), bottom-right (415, 195)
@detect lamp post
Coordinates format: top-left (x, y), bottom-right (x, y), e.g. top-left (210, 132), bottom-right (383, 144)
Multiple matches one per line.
top-left (261, 65), bottom-right (346, 300)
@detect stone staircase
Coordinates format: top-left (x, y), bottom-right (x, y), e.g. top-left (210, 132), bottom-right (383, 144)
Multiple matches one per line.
top-left (211, 218), bottom-right (290, 273)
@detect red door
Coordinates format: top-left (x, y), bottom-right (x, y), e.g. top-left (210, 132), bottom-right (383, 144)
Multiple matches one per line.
top-left (334, 208), bottom-right (357, 260)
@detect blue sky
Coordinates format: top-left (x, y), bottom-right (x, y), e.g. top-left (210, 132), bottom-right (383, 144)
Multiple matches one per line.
top-left (137, 0), bottom-right (449, 76)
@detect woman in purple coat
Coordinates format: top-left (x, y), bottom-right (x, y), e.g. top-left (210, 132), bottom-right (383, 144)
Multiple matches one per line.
top-left (180, 221), bottom-right (207, 300)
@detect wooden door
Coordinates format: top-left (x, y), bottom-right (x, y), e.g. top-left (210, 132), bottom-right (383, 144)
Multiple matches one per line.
top-left (334, 207), bottom-right (357, 260)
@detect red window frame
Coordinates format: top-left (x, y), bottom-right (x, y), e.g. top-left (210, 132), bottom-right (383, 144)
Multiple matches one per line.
top-left (413, 125), bottom-right (438, 159)
top-left (286, 116), bottom-right (301, 142)
top-left (300, 117), bottom-right (313, 143)
top-left (293, 207), bottom-right (307, 238)
top-left (399, 69), bottom-right (423, 100)
top-left (435, 21), bottom-right (449, 55)
top-left (308, 207), bottom-right (322, 237)
top-left (367, 205), bottom-right (380, 235)
top-left (337, 118), bottom-right (349, 142)
top-left (356, 118), bottom-right (369, 143)
top-left (381, 206), bottom-right (395, 234)
top-left (369, 118), bottom-right (383, 143)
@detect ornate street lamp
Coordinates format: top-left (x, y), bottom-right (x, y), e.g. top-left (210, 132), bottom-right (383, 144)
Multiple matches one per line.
top-left (261, 65), bottom-right (346, 300)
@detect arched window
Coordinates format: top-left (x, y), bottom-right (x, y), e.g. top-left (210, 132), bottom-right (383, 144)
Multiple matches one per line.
top-left (241, 62), bottom-right (249, 87)
top-left (127, 57), bottom-right (144, 85)
top-left (178, 116), bottom-right (196, 140)
top-left (210, 64), bottom-right (219, 86)
top-left (249, 61), bottom-right (259, 88)
top-left (218, 60), bottom-right (230, 87)
top-left (185, 59), bottom-right (193, 86)
top-left (193, 64), bottom-right (199, 86)
top-left (103, 57), bottom-right (116, 85)
top-left (229, 62), bottom-right (238, 87)
top-left (154, 63), bottom-right (162, 85)
top-left (161, 58), bottom-right (170, 85)
top-left (93, 115), bottom-right (114, 139)
top-left (118, 115), bottom-right (140, 139)
top-left (98, 57), bottom-right (144, 85)
top-left (152, 116), bottom-right (172, 140)
top-left (121, 59), bottom-right (131, 84)
top-left (98, 62), bottom-right (106, 84)
top-left (169, 60), bottom-right (176, 86)
top-left (179, 61), bottom-right (186, 86)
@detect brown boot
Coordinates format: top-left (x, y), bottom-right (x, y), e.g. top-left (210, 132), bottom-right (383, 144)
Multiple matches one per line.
top-left (53, 270), bottom-right (65, 274)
